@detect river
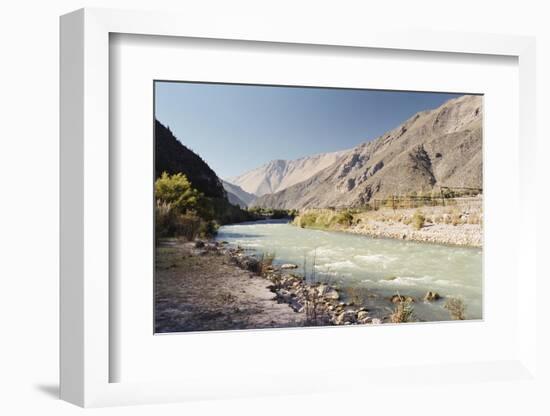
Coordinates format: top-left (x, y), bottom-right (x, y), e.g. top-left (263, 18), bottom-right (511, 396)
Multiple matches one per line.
top-left (216, 219), bottom-right (482, 322)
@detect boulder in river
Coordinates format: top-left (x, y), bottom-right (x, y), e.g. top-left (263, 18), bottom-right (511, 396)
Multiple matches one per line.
top-left (424, 291), bottom-right (441, 302)
top-left (280, 263), bottom-right (298, 269)
top-left (390, 294), bottom-right (415, 304)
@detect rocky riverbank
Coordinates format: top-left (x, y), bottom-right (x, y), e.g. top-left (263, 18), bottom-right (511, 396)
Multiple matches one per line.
top-left (155, 238), bottom-right (463, 333)
top-left (155, 239), bottom-right (398, 333)
top-left (226, 244), bottom-right (384, 326)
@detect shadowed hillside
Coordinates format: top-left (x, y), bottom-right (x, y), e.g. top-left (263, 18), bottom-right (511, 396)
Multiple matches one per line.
top-left (155, 120), bottom-right (253, 225)
top-left (155, 120), bottom-right (226, 199)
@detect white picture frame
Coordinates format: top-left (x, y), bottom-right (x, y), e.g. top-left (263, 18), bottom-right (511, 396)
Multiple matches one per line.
top-left (60, 7), bottom-right (538, 408)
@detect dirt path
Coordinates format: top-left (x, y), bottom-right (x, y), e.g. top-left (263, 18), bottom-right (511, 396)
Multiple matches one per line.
top-left (155, 241), bottom-right (305, 333)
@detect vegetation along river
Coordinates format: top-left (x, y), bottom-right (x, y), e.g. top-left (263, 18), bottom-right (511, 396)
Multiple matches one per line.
top-left (216, 219), bottom-right (482, 322)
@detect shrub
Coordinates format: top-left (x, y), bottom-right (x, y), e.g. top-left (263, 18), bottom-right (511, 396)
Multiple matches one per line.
top-left (390, 299), bottom-right (415, 323)
top-left (297, 212), bottom-right (318, 228)
top-left (304, 284), bottom-right (331, 326)
top-left (155, 200), bottom-right (179, 240)
top-left (155, 199), bottom-right (212, 242)
top-left (411, 210), bottom-right (425, 230)
top-left (155, 172), bottom-right (202, 214)
top-left (247, 252), bottom-right (276, 276)
top-left (199, 219), bottom-right (219, 238)
top-left (444, 296), bottom-right (466, 320)
top-left (155, 200), bottom-right (203, 242)
top-left (333, 210), bottom-right (354, 226)
top-left (178, 212), bottom-right (203, 241)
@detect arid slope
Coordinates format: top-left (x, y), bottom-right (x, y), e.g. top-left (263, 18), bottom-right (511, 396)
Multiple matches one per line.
top-left (254, 95), bottom-right (482, 209)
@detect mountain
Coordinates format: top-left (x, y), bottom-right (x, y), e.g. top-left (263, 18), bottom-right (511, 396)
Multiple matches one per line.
top-left (253, 95), bottom-right (483, 209)
top-left (155, 120), bottom-right (253, 224)
top-left (155, 120), bottom-right (226, 199)
top-left (222, 180), bottom-right (256, 208)
top-left (228, 150), bottom-right (348, 196)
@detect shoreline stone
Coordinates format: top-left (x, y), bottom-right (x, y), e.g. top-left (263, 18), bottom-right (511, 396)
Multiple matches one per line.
top-left (222, 245), bottom-right (379, 326)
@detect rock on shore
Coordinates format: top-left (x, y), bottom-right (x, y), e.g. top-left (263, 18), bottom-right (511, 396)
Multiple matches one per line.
top-left (225, 245), bottom-right (381, 326)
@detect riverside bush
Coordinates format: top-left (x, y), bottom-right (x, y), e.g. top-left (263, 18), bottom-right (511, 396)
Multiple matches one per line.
top-left (333, 210), bottom-right (354, 226)
top-left (155, 172), bottom-right (202, 213)
top-left (444, 296), bottom-right (466, 320)
top-left (155, 172), bottom-right (256, 242)
top-left (295, 209), bottom-right (356, 229)
top-left (155, 201), bottom-right (203, 241)
top-left (297, 212), bottom-right (319, 228)
top-left (390, 299), bottom-right (415, 323)
top-left (411, 210), bottom-right (426, 230)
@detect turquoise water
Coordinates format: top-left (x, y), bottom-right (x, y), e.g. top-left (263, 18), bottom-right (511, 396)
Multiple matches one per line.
top-left (216, 219), bottom-right (483, 322)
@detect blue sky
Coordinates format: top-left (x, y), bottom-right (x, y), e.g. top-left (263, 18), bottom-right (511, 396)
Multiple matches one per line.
top-left (155, 82), bottom-right (463, 179)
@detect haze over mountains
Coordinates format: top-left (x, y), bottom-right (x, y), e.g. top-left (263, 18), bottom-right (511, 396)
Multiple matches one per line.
top-left (227, 150), bottom-right (347, 197)
top-left (221, 180), bottom-right (257, 208)
top-left (225, 94), bottom-right (482, 209)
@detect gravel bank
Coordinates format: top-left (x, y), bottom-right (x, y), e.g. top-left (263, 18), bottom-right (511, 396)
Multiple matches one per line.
top-left (346, 220), bottom-right (482, 247)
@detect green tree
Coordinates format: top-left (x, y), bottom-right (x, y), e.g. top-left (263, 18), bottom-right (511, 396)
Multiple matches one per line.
top-left (155, 172), bottom-right (202, 213)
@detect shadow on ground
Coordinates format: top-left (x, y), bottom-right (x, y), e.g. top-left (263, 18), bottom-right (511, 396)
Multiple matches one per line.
top-left (35, 384), bottom-right (59, 399)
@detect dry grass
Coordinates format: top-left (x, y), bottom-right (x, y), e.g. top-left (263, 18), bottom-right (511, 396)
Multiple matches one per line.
top-left (304, 284), bottom-right (333, 327)
top-left (258, 252), bottom-right (275, 276)
top-left (444, 296), bottom-right (466, 320)
top-left (389, 299), bottom-right (415, 323)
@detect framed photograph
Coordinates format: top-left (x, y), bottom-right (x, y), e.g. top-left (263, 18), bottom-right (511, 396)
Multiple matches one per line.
top-left (153, 81), bottom-right (483, 333)
top-left (60, 8), bottom-right (538, 408)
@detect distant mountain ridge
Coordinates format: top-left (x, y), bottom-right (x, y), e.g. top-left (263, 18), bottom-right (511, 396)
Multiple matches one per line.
top-left (227, 149), bottom-right (348, 196)
top-left (253, 95), bottom-right (483, 209)
top-left (222, 180), bottom-right (256, 208)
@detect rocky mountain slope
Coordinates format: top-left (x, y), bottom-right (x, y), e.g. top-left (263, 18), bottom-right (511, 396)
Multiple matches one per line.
top-left (253, 95), bottom-right (482, 209)
top-left (222, 180), bottom-right (256, 208)
top-left (228, 149), bottom-right (347, 196)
